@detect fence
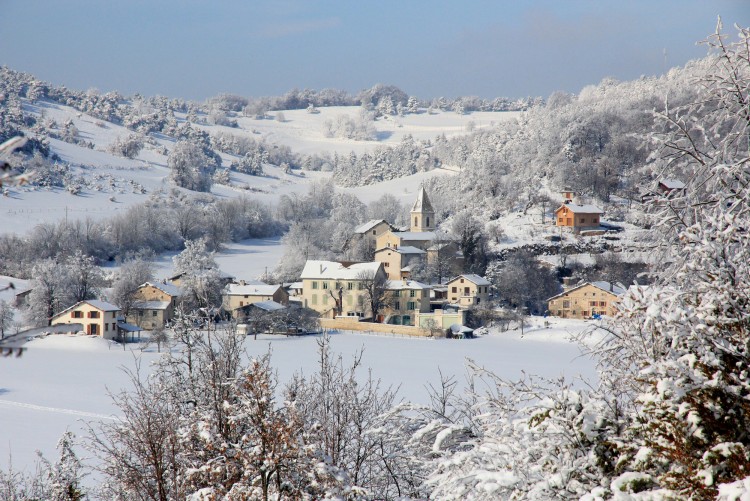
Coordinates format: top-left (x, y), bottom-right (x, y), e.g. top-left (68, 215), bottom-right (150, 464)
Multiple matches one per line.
top-left (319, 318), bottom-right (431, 337)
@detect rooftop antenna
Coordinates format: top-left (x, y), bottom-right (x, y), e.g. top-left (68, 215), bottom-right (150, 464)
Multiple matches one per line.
top-left (663, 48), bottom-right (668, 74)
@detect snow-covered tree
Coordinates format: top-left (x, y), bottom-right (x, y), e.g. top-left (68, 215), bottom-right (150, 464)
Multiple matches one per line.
top-left (0, 300), bottom-right (13, 339)
top-left (167, 140), bottom-right (217, 192)
top-left (25, 259), bottom-right (73, 327)
top-left (172, 237), bottom-right (224, 310)
top-left (110, 257), bottom-right (154, 319)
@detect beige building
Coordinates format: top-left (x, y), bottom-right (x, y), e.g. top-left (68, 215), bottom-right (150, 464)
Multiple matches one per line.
top-left (547, 281), bottom-right (625, 319)
top-left (350, 219), bottom-right (396, 253)
top-left (51, 300), bottom-right (121, 340)
top-left (223, 282), bottom-right (289, 318)
top-left (383, 279), bottom-right (431, 326)
top-left (300, 260), bottom-right (385, 319)
top-left (375, 187), bottom-right (437, 251)
top-left (554, 202), bottom-right (603, 229)
top-left (374, 245), bottom-right (426, 280)
top-left (128, 282), bottom-right (183, 330)
top-left (446, 274), bottom-right (491, 307)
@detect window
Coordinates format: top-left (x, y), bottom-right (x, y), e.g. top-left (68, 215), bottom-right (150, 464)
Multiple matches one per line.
top-left (372, 230), bottom-right (376, 235)
top-left (593, 218), bottom-right (598, 223)
top-left (409, 290), bottom-right (416, 297)
top-left (347, 282), bottom-right (354, 290)
top-left (312, 281), bottom-right (318, 290)
top-left (240, 301), bottom-right (244, 307)
top-left (414, 217), bottom-right (418, 226)
top-left (600, 301), bottom-right (607, 307)
top-left (563, 300), bottom-right (570, 308)
top-left (582, 311), bottom-right (589, 317)
top-left (426, 217), bottom-right (430, 227)
top-left (407, 301), bottom-right (416, 311)
top-left (464, 287), bottom-right (470, 295)
top-left (590, 301), bottom-right (597, 307)
top-left (558, 217), bottom-right (563, 223)
top-left (384, 262), bottom-right (390, 267)
top-left (153, 311), bottom-right (158, 317)
top-left (104, 323), bottom-right (109, 332)
top-left (244, 295), bottom-right (248, 298)
top-left (88, 311), bottom-right (100, 319)
top-left (358, 283), bottom-right (364, 290)
top-left (460, 279), bottom-right (464, 283)
top-left (394, 290), bottom-right (401, 297)
top-left (322, 282), bottom-right (329, 290)
top-left (580, 218), bottom-right (585, 224)
top-left (395, 301), bottom-right (401, 311)
top-left (139, 310), bottom-right (144, 316)
top-left (335, 282), bottom-right (342, 289)
top-left (72, 311), bottom-right (83, 318)
top-left (452, 287), bottom-right (457, 293)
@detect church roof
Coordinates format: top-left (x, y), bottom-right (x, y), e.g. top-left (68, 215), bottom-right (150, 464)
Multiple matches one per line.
top-left (411, 187), bottom-right (435, 213)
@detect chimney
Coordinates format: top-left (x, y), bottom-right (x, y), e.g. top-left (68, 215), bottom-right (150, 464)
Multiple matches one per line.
top-left (239, 279), bottom-right (246, 286)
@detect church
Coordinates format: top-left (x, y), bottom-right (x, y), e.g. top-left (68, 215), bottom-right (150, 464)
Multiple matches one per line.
top-left (374, 187), bottom-right (463, 280)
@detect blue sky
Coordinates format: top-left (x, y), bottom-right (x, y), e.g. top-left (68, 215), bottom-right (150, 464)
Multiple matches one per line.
top-left (1, 1), bottom-right (747, 101)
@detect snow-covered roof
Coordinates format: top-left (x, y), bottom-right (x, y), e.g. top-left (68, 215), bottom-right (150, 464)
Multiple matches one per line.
top-left (547, 281), bottom-right (626, 301)
top-left (117, 322), bottom-right (141, 332)
top-left (555, 203), bottom-right (603, 214)
top-left (83, 300), bottom-right (120, 311)
top-left (591, 281), bottom-right (627, 296)
top-left (411, 186), bottom-right (435, 213)
top-left (245, 300), bottom-right (286, 312)
top-left (142, 281), bottom-right (183, 297)
top-left (447, 274), bottom-right (491, 286)
top-left (287, 282), bottom-right (303, 290)
top-left (225, 283), bottom-right (282, 296)
top-left (52, 299), bottom-right (120, 320)
top-left (301, 260), bottom-right (383, 280)
top-left (354, 219), bottom-right (391, 234)
top-left (386, 279), bottom-right (430, 290)
top-left (659, 179), bottom-right (685, 190)
top-left (375, 245), bottom-right (426, 255)
top-left (132, 300), bottom-right (171, 310)
top-left (392, 231), bottom-right (436, 241)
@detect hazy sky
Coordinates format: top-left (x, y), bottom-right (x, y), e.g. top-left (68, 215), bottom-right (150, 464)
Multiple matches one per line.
top-left (1, 1), bottom-right (747, 101)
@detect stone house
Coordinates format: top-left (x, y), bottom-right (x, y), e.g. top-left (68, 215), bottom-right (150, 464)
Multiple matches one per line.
top-left (546, 281), bottom-right (625, 319)
top-left (128, 281), bottom-right (183, 330)
top-left (446, 274), bottom-right (491, 307)
top-left (223, 281), bottom-right (289, 318)
top-left (374, 245), bottom-right (426, 280)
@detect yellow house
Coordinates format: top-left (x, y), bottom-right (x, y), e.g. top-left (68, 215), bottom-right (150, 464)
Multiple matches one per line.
top-left (547, 281), bottom-right (625, 319)
top-left (446, 274), bottom-right (491, 307)
top-left (554, 202), bottom-right (603, 229)
top-left (383, 279), bottom-right (431, 325)
top-left (350, 219), bottom-right (396, 253)
top-left (374, 245), bottom-right (426, 280)
top-left (128, 282), bottom-right (183, 330)
top-left (51, 300), bottom-right (121, 340)
top-left (223, 282), bottom-right (289, 318)
top-left (300, 260), bottom-right (385, 319)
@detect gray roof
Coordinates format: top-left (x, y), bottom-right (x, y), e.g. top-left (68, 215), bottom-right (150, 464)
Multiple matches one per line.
top-left (386, 279), bottom-right (430, 290)
top-left (411, 186), bottom-right (435, 213)
top-left (225, 283), bottom-right (282, 296)
top-left (547, 281), bottom-right (626, 301)
top-left (392, 231), bottom-right (436, 241)
top-left (354, 219), bottom-right (391, 234)
top-left (375, 245), bottom-right (426, 255)
top-left (447, 274), bottom-right (491, 286)
top-left (143, 281), bottom-right (183, 297)
top-left (246, 300), bottom-right (286, 312)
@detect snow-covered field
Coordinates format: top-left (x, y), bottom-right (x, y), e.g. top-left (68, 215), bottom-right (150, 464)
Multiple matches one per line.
top-left (0, 317), bottom-right (599, 472)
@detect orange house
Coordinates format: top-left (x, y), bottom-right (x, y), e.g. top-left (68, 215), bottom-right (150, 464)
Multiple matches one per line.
top-left (554, 202), bottom-right (603, 229)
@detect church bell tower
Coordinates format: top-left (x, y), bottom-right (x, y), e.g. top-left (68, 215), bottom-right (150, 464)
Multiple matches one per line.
top-left (410, 186), bottom-right (435, 232)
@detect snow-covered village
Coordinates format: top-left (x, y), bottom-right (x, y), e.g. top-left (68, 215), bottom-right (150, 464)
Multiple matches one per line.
top-left (1, 2), bottom-right (749, 500)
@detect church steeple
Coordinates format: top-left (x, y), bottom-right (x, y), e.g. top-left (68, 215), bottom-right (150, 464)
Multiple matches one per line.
top-left (410, 186), bottom-right (435, 232)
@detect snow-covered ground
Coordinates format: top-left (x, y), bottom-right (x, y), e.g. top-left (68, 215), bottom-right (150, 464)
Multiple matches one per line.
top-left (0, 317), bottom-right (600, 472)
